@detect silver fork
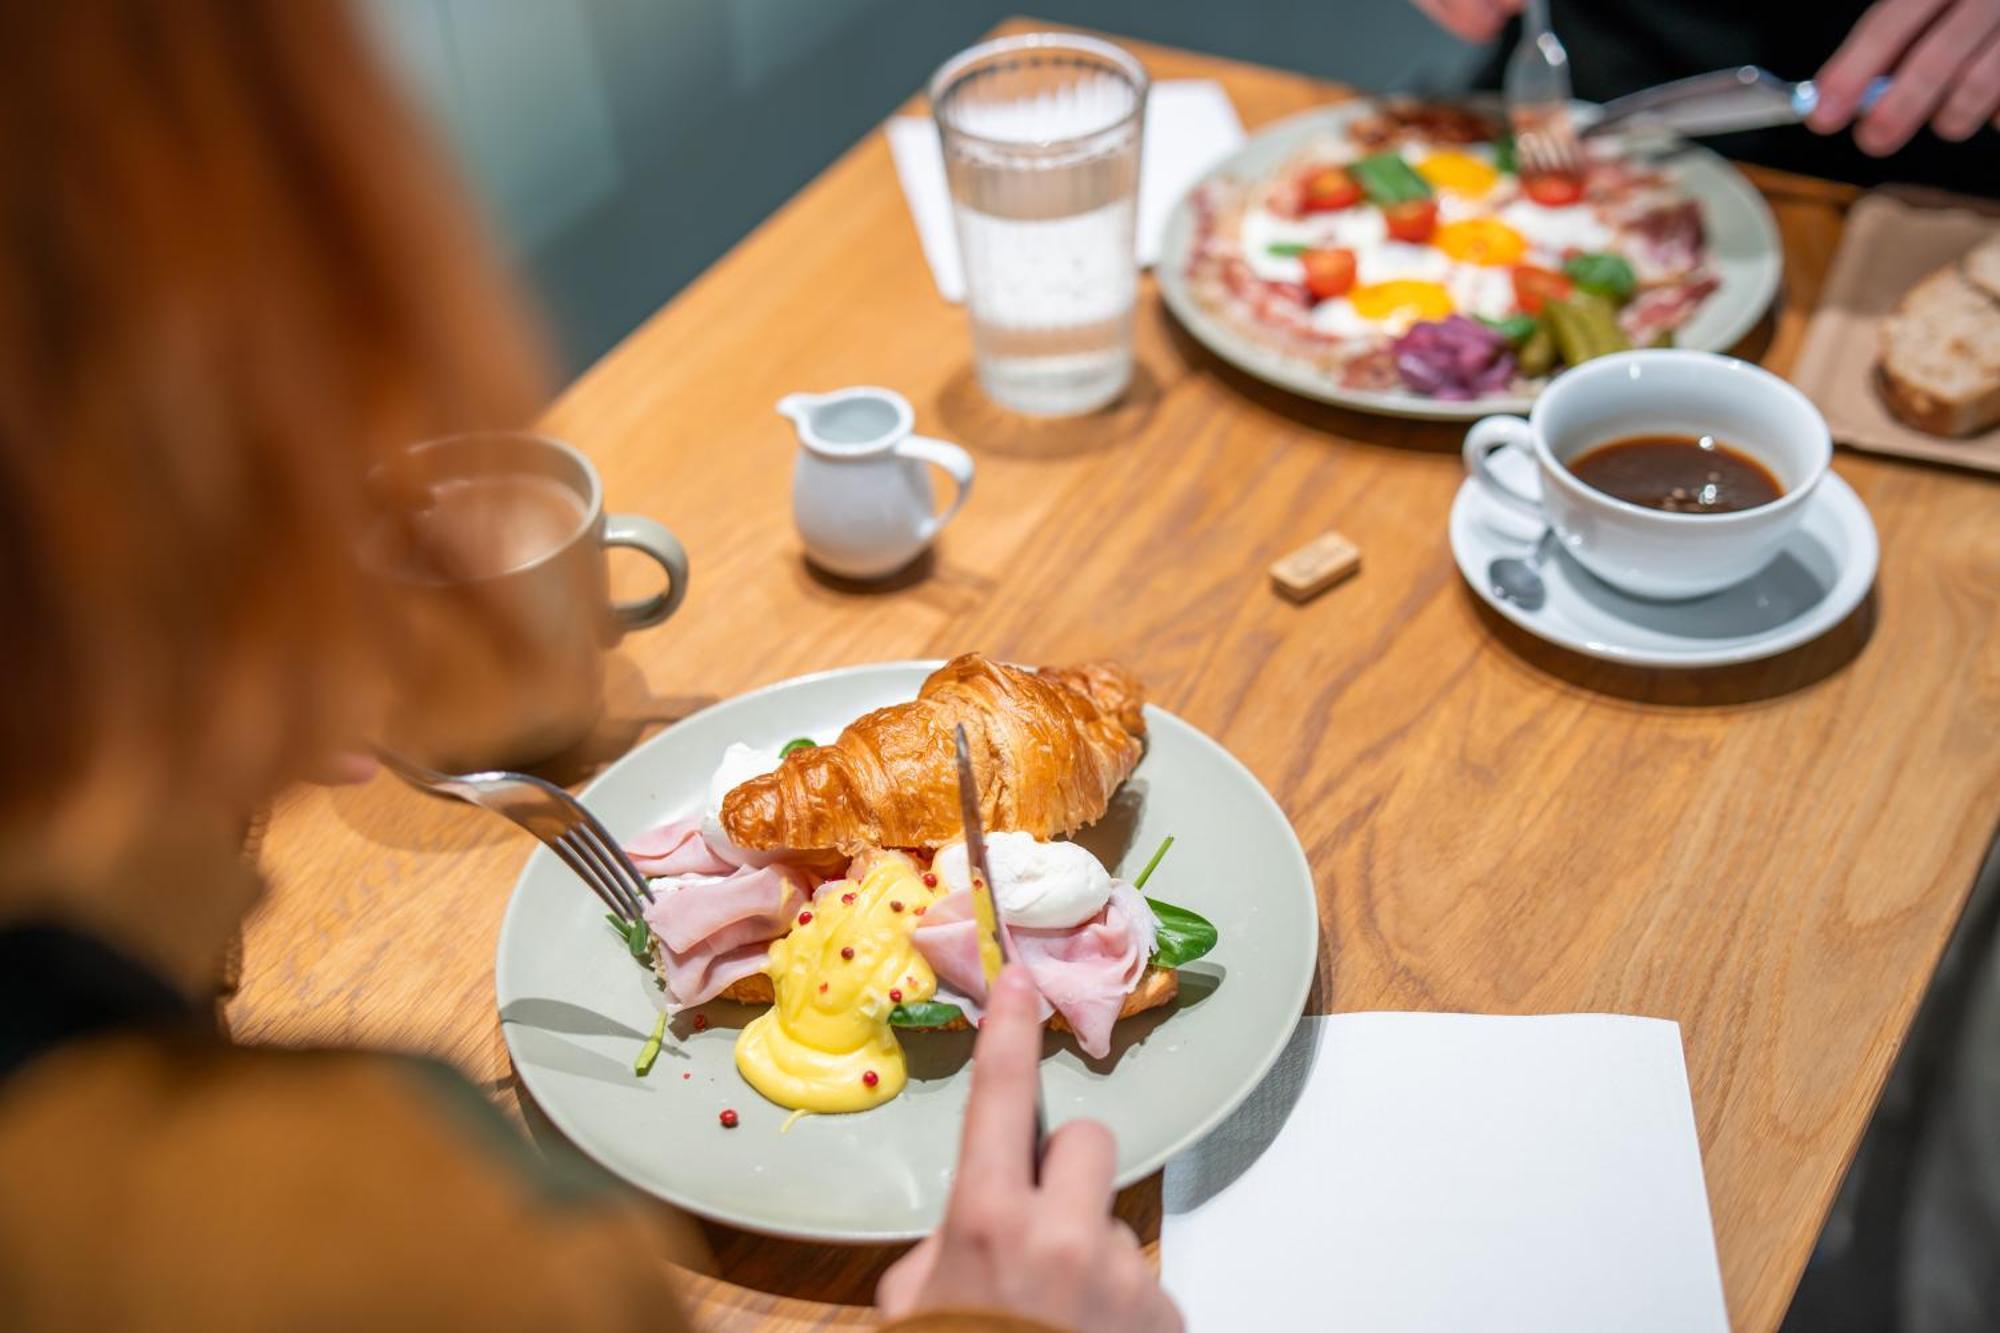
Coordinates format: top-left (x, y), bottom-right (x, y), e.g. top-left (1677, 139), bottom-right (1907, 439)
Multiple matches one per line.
top-left (1506, 0), bottom-right (1582, 179)
top-left (376, 750), bottom-right (654, 929)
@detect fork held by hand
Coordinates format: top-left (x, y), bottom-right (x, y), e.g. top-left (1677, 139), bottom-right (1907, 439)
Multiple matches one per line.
top-left (376, 750), bottom-right (655, 927)
top-left (1507, 0), bottom-right (1583, 179)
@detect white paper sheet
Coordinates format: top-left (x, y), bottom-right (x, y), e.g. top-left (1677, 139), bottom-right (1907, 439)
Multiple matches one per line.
top-left (885, 79), bottom-right (1245, 302)
top-left (1161, 1013), bottom-right (1729, 1333)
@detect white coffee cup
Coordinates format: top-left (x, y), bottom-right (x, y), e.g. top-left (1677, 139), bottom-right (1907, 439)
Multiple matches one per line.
top-left (1463, 350), bottom-right (1831, 600)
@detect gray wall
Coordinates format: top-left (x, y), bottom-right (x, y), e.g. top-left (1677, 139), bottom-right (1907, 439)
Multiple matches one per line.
top-left (364, 1), bottom-right (1484, 377)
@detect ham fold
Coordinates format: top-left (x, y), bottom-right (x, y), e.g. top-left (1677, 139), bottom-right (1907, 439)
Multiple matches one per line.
top-left (628, 817), bottom-right (805, 1010)
top-left (625, 816), bottom-right (736, 878)
top-left (913, 882), bottom-right (1158, 1058)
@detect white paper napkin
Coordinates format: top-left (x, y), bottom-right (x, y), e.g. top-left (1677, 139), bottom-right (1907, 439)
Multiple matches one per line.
top-left (1162, 1013), bottom-right (1729, 1333)
top-left (885, 79), bottom-right (1246, 302)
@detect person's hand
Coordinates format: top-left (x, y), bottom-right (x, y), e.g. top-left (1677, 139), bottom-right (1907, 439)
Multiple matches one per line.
top-left (1410, 0), bottom-right (1524, 42)
top-left (1809, 0), bottom-right (2000, 153)
top-left (877, 965), bottom-right (1182, 1332)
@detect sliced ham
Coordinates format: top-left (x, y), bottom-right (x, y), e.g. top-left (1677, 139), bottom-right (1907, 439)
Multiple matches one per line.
top-left (640, 865), bottom-right (805, 1009)
top-left (625, 816), bottom-right (735, 878)
top-left (628, 818), bottom-right (808, 1009)
top-left (913, 882), bottom-right (1157, 1059)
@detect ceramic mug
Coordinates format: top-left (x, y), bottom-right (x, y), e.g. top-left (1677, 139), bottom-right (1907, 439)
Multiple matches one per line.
top-left (1463, 350), bottom-right (1831, 600)
top-left (370, 431), bottom-right (688, 769)
top-left (779, 386), bottom-right (975, 580)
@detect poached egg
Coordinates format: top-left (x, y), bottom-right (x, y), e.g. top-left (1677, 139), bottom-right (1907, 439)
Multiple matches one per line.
top-left (933, 831), bottom-right (1113, 930)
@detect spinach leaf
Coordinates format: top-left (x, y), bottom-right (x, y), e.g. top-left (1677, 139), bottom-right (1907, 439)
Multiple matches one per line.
top-left (889, 1000), bottom-right (966, 1028)
top-left (1148, 898), bottom-right (1218, 969)
top-left (606, 912), bottom-right (652, 961)
top-left (1266, 242), bottom-right (1311, 257)
top-left (779, 737), bottom-right (816, 757)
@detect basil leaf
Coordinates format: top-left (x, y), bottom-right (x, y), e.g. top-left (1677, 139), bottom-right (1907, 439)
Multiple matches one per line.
top-left (1266, 242), bottom-right (1310, 257)
top-left (779, 737), bottom-right (816, 757)
top-left (1351, 152), bottom-right (1433, 205)
top-left (1148, 897), bottom-right (1218, 969)
top-left (889, 1001), bottom-right (966, 1028)
top-left (1478, 314), bottom-right (1539, 346)
top-left (1561, 252), bottom-right (1637, 304)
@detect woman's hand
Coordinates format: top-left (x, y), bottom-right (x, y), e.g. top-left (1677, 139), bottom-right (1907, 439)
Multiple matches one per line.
top-left (1410, 0), bottom-right (1524, 43)
top-left (877, 965), bottom-right (1182, 1332)
top-left (1809, 0), bottom-right (2000, 152)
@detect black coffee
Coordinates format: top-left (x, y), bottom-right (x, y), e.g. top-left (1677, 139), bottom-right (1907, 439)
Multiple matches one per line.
top-left (1568, 434), bottom-right (1783, 514)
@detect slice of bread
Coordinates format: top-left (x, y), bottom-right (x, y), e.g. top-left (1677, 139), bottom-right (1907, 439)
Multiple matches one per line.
top-left (1961, 233), bottom-right (2000, 304)
top-left (708, 963), bottom-right (1182, 1033)
top-left (1878, 256), bottom-right (2000, 438)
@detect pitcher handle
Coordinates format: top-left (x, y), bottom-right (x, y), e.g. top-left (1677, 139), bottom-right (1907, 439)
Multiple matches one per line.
top-left (894, 435), bottom-right (975, 539)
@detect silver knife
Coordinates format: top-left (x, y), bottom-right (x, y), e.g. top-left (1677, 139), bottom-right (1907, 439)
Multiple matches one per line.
top-left (953, 723), bottom-right (1047, 1171)
top-left (1583, 66), bottom-right (1890, 140)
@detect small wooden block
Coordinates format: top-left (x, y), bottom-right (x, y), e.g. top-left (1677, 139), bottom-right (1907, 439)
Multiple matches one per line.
top-left (1270, 530), bottom-right (1362, 602)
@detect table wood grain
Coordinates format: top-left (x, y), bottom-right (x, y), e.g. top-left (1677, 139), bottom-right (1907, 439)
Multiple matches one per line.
top-left (229, 20), bottom-right (2000, 1333)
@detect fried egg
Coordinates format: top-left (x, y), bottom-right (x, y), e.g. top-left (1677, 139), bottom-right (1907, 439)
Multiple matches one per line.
top-left (1409, 145), bottom-right (1501, 199)
top-left (1497, 198), bottom-right (1614, 255)
top-left (1433, 218), bottom-right (1529, 267)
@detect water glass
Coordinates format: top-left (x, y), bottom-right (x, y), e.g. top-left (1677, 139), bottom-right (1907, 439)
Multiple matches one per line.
top-left (930, 33), bottom-right (1148, 416)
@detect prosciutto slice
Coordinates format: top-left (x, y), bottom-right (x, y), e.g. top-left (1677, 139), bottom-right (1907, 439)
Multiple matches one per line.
top-left (913, 882), bottom-right (1157, 1059)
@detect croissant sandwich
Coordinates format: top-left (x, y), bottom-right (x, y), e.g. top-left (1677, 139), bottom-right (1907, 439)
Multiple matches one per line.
top-left (721, 653), bottom-right (1146, 855)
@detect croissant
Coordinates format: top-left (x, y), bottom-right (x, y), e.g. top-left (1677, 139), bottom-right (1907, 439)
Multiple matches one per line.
top-left (721, 653), bottom-right (1146, 855)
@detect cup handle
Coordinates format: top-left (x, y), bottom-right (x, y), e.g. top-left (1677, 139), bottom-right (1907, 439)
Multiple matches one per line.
top-left (894, 435), bottom-right (975, 539)
top-left (1462, 416), bottom-right (1546, 521)
top-left (602, 514), bottom-right (689, 633)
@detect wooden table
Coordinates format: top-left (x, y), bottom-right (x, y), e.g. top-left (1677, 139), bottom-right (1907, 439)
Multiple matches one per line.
top-left (232, 21), bottom-right (2000, 1333)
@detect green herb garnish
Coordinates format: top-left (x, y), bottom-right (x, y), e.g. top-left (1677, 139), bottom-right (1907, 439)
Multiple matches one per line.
top-left (1131, 835), bottom-right (1175, 891)
top-left (779, 737), bottom-right (816, 757)
top-left (889, 1000), bottom-right (967, 1028)
top-left (1478, 314), bottom-right (1539, 346)
top-left (1147, 898), bottom-right (1219, 969)
top-left (1351, 152), bottom-right (1433, 205)
top-left (634, 1009), bottom-right (667, 1076)
top-left (1493, 133), bottom-right (1516, 175)
top-left (606, 912), bottom-right (652, 961)
top-left (1266, 242), bottom-right (1311, 257)
top-left (1561, 252), bottom-right (1638, 304)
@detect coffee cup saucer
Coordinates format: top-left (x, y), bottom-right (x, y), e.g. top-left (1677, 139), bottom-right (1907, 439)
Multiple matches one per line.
top-left (1448, 448), bottom-right (1878, 668)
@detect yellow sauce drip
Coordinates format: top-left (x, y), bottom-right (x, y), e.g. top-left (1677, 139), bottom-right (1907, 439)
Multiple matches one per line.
top-left (735, 853), bottom-right (937, 1113)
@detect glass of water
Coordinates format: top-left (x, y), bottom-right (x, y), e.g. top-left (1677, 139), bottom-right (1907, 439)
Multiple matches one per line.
top-left (930, 33), bottom-right (1148, 417)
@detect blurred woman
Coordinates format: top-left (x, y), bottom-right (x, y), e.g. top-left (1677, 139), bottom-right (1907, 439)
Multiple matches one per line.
top-left (0, 4), bottom-right (1174, 1329)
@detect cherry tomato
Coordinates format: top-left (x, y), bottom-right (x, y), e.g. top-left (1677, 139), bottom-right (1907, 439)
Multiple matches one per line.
top-left (1510, 265), bottom-right (1574, 315)
top-left (1301, 248), bottom-right (1357, 301)
top-left (1301, 166), bottom-right (1361, 213)
top-left (1382, 198), bottom-right (1439, 244)
top-left (1522, 172), bottom-right (1584, 207)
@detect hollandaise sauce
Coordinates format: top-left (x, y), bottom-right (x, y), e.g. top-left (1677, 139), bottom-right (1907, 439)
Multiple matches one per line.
top-left (735, 854), bottom-right (938, 1113)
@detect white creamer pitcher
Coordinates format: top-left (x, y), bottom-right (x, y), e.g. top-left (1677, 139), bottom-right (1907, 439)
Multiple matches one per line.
top-left (779, 387), bottom-right (975, 580)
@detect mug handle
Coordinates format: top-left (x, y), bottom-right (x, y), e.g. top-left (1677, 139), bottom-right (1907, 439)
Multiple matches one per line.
top-left (602, 514), bottom-right (689, 633)
top-left (1462, 416), bottom-right (1546, 521)
top-left (894, 435), bottom-right (975, 540)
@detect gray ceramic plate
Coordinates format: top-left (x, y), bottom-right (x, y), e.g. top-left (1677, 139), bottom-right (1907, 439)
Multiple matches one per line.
top-left (496, 662), bottom-right (1319, 1242)
top-left (1156, 99), bottom-right (1784, 421)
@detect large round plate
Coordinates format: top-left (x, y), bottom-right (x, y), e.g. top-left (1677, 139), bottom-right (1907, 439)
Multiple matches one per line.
top-left (1156, 99), bottom-right (1783, 421)
top-left (496, 662), bottom-right (1319, 1242)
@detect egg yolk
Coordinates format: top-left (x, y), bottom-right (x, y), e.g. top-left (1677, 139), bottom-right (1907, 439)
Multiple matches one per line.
top-left (1414, 151), bottom-right (1499, 198)
top-left (1349, 280), bottom-right (1454, 325)
top-left (1432, 218), bottom-right (1529, 267)
top-left (734, 852), bottom-right (939, 1114)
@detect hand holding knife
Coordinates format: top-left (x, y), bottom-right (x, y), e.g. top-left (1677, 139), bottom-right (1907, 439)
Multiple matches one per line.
top-left (953, 722), bottom-right (1047, 1174)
